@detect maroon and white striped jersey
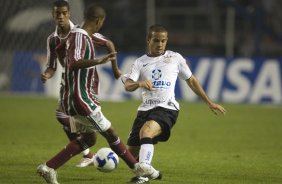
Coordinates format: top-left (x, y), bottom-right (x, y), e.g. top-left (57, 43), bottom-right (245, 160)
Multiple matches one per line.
top-left (62, 28), bottom-right (100, 116)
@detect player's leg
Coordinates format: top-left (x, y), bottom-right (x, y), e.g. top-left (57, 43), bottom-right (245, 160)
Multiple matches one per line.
top-left (86, 108), bottom-right (137, 169)
top-left (100, 127), bottom-right (138, 169)
top-left (75, 134), bottom-right (96, 167)
top-left (138, 120), bottom-right (162, 180)
top-left (139, 107), bottom-right (179, 181)
top-left (40, 132), bottom-right (96, 169)
top-left (127, 145), bottom-right (140, 160)
top-left (86, 106), bottom-right (156, 177)
top-left (37, 116), bottom-right (97, 184)
top-left (56, 106), bottom-right (94, 167)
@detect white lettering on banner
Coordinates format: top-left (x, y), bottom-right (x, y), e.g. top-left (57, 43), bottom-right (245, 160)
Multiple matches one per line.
top-left (222, 59), bottom-right (253, 103)
top-left (250, 60), bottom-right (282, 104)
top-left (206, 58), bottom-right (225, 101)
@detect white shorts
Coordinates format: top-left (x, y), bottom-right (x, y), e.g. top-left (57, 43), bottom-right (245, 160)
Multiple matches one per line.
top-left (69, 106), bottom-right (111, 133)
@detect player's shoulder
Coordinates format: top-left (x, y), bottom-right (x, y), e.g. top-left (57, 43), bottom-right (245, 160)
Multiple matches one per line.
top-left (70, 28), bottom-right (89, 36)
top-left (165, 50), bottom-right (183, 58)
top-left (165, 50), bottom-right (186, 62)
top-left (136, 54), bottom-right (150, 64)
top-left (47, 32), bottom-right (56, 40)
top-left (93, 32), bottom-right (105, 39)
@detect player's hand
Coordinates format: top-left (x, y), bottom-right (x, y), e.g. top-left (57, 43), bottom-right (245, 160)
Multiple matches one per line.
top-left (209, 103), bottom-right (226, 115)
top-left (139, 80), bottom-right (154, 91)
top-left (41, 73), bottom-right (51, 83)
top-left (97, 52), bottom-right (117, 65)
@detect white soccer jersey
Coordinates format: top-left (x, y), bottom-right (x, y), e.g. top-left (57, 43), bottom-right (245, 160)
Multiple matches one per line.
top-left (123, 50), bottom-right (192, 111)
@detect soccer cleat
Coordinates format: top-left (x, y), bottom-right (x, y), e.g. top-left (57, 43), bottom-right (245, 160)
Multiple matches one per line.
top-left (133, 162), bottom-right (155, 177)
top-left (130, 176), bottom-right (149, 183)
top-left (149, 171), bottom-right (162, 180)
top-left (76, 155), bottom-right (95, 168)
top-left (37, 164), bottom-right (59, 184)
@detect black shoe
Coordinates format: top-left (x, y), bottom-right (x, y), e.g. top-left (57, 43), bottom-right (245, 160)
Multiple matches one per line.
top-left (130, 176), bottom-right (149, 184)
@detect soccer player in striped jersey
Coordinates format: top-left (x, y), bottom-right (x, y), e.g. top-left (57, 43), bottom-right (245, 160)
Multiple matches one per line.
top-left (122, 24), bottom-right (226, 183)
top-left (40, 0), bottom-right (121, 169)
top-left (37, 4), bottom-right (154, 184)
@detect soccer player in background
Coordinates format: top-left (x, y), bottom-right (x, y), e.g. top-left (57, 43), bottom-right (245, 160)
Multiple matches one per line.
top-left (122, 24), bottom-right (226, 183)
top-left (37, 4), bottom-right (154, 184)
top-left (40, 0), bottom-right (121, 168)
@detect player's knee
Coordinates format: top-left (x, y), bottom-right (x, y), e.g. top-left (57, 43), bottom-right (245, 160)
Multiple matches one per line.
top-left (140, 121), bottom-right (161, 138)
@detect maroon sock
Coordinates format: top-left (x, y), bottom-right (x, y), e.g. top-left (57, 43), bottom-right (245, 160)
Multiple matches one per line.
top-left (109, 138), bottom-right (137, 169)
top-left (46, 139), bottom-right (83, 170)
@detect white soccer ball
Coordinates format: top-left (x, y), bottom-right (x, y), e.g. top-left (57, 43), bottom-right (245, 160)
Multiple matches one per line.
top-left (93, 147), bottom-right (119, 172)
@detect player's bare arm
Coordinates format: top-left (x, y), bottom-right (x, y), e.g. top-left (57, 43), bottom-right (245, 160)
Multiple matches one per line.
top-left (124, 79), bottom-right (153, 92)
top-left (186, 75), bottom-right (226, 115)
top-left (70, 52), bottom-right (117, 71)
top-left (41, 68), bottom-right (56, 83)
top-left (105, 40), bottom-right (122, 79)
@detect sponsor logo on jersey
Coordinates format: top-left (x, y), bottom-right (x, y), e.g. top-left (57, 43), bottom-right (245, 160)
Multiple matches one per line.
top-left (145, 99), bottom-right (161, 105)
top-left (143, 63), bottom-right (149, 67)
top-left (151, 69), bottom-right (171, 88)
top-left (152, 69), bottom-right (162, 80)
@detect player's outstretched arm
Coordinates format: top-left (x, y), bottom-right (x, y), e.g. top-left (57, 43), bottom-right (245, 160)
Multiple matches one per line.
top-left (105, 40), bottom-right (122, 79)
top-left (124, 79), bottom-right (153, 92)
top-left (186, 75), bottom-right (226, 115)
top-left (70, 52), bottom-right (117, 71)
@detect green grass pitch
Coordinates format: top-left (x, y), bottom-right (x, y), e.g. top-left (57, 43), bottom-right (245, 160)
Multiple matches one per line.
top-left (0, 95), bottom-right (281, 184)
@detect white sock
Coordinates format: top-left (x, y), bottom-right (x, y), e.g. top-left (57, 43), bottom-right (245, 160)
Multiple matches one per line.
top-left (82, 148), bottom-right (90, 156)
top-left (139, 144), bottom-right (154, 164)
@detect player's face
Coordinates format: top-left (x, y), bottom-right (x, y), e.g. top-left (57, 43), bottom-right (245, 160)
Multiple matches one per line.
top-left (52, 6), bottom-right (70, 28)
top-left (147, 31), bottom-right (168, 57)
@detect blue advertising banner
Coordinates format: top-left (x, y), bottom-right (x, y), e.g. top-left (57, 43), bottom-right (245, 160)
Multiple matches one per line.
top-left (11, 52), bottom-right (44, 93)
top-left (11, 52), bottom-right (282, 104)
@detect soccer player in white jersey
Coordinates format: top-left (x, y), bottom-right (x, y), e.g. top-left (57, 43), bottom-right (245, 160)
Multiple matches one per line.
top-left (37, 4), bottom-right (154, 184)
top-left (122, 24), bottom-right (226, 183)
top-left (40, 0), bottom-right (121, 169)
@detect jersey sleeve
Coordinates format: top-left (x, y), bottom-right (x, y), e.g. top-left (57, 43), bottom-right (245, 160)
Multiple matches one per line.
top-left (121, 60), bottom-right (141, 83)
top-left (177, 53), bottom-right (192, 80)
top-left (92, 33), bottom-right (108, 47)
top-left (46, 35), bottom-right (57, 70)
top-left (73, 33), bottom-right (87, 61)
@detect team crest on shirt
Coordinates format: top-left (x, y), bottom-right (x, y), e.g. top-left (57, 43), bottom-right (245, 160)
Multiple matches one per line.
top-left (152, 69), bottom-right (162, 80)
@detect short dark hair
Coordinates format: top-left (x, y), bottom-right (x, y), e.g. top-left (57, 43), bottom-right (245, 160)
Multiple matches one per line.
top-left (84, 4), bottom-right (106, 21)
top-left (147, 24), bottom-right (168, 39)
top-left (53, 0), bottom-right (69, 10)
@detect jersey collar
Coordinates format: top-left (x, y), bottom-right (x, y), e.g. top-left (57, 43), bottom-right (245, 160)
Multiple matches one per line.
top-left (54, 20), bottom-right (75, 38)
